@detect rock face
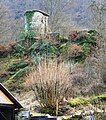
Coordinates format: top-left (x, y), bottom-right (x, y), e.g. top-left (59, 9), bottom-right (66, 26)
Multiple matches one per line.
top-left (25, 10), bottom-right (49, 37)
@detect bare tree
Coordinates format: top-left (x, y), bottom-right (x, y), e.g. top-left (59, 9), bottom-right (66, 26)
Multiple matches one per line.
top-left (90, 0), bottom-right (106, 35)
top-left (0, 2), bottom-right (24, 44)
top-left (81, 0), bottom-right (106, 95)
top-left (38, 0), bottom-right (74, 34)
top-left (0, 3), bottom-right (12, 44)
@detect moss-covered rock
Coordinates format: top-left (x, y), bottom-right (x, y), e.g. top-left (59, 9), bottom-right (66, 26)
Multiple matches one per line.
top-left (67, 94), bottom-right (106, 107)
top-left (67, 98), bottom-right (89, 107)
top-left (90, 94), bottom-right (106, 103)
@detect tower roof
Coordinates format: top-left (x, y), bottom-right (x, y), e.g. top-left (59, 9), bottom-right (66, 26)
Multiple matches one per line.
top-left (25, 10), bottom-right (49, 16)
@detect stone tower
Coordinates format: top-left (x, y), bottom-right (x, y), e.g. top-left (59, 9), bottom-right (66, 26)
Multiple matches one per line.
top-left (24, 10), bottom-right (49, 37)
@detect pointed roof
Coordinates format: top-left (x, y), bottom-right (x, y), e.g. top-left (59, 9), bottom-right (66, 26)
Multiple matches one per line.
top-left (0, 83), bottom-right (23, 109)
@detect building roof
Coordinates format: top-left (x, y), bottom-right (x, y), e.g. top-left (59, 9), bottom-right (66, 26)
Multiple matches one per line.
top-left (0, 83), bottom-right (23, 109)
top-left (25, 9), bottom-right (49, 16)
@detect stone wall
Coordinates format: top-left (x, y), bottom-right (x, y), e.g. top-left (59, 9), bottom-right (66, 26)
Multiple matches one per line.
top-left (25, 10), bottom-right (49, 37)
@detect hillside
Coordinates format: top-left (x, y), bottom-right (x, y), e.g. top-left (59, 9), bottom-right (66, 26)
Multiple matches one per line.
top-left (0, 0), bottom-right (106, 119)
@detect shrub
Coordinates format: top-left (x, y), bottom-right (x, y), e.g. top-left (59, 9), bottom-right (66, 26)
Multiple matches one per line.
top-left (25, 59), bottom-right (73, 115)
top-left (9, 67), bottom-right (28, 80)
top-left (0, 71), bottom-right (9, 83)
top-left (67, 94), bottom-right (106, 108)
top-left (4, 78), bottom-right (23, 91)
top-left (20, 31), bottom-right (36, 40)
top-left (67, 98), bottom-right (89, 107)
top-left (0, 44), bottom-right (14, 57)
top-left (68, 44), bottom-right (83, 58)
top-left (81, 43), bottom-right (91, 56)
top-left (0, 45), bottom-right (8, 57)
top-left (68, 31), bottom-right (78, 42)
top-left (0, 71), bottom-right (8, 78)
top-left (8, 61), bottom-right (29, 72)
top-left (90, 94), bottom-right (106, 103)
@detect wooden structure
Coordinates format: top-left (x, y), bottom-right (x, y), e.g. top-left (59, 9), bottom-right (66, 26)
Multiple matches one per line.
top-left (0, 83), bottom-right (23, 120)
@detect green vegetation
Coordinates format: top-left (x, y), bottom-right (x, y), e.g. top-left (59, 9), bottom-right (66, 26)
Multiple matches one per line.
top-left (68, 94), bottom-right (106, 107)
top-left (20, 31), bottom-right (36, 40)
top-left (0, 30), bottom-right (99, 91)
top-left (90, 94), bottom-right (106, 103)
top-left (8, 60), bottom-right (29, 71)
top-left (9, 67), bottom-right (28, 80)
top-left (0, 0), bottom-right (106, 118)
top-left (1, 29), bottom-right (105, 117)
top-left (13, 30), bottom-right (98, 63)
top-left (0, 57), bottom-right (30, 90)
top-left (67, 98), bottom-right (89, 107)
top-left (25, 11), bottom-right (35, 31)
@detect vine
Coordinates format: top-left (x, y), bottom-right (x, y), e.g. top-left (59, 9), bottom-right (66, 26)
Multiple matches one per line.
top-left (25, 11), bottom-right (35, 31)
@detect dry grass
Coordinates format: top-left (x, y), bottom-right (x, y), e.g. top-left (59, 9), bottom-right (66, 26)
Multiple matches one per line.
top-left (25, 59), bottom-right (72, 110)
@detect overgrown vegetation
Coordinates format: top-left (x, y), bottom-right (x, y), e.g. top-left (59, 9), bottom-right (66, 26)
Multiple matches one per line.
top-left (25, 11), bottom-right (35, 31)
top-left (0, 0), bottom-right (106, 118)
top-left (68, 94), bottom-right (106, 107)
top-left (0, 30), bottom-right (102, 87)
top-left (10, 30), bottom-right (97, 62)
top-left (0, 29), bottom-right (105, 116)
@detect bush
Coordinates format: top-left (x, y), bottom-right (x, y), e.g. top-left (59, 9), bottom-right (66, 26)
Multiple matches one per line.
top-left (90, 94), bottom-right (106, 103)
top-left (68, 44), bottom-right (83, 58)
top-left (20, 31), bottom-right (36, 40)
top-left (9, 67), bottom-right (28, 80)
top-left (67, 98), bottom-right (89, 107)
top-left (0, 45), bottom-right (9, 57)
top-left (68, 31), bottom-right (78, 42)
top-left (8, 61), bottom-right (29, 72)
top-left (0, 71), bottom-right (9, 83)
top-left (25, 59), bottom-right (73, 115)
top-left (67, 94), bottom-right (106, 108)
top-left (4, 78), bottom-right (23, 91)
